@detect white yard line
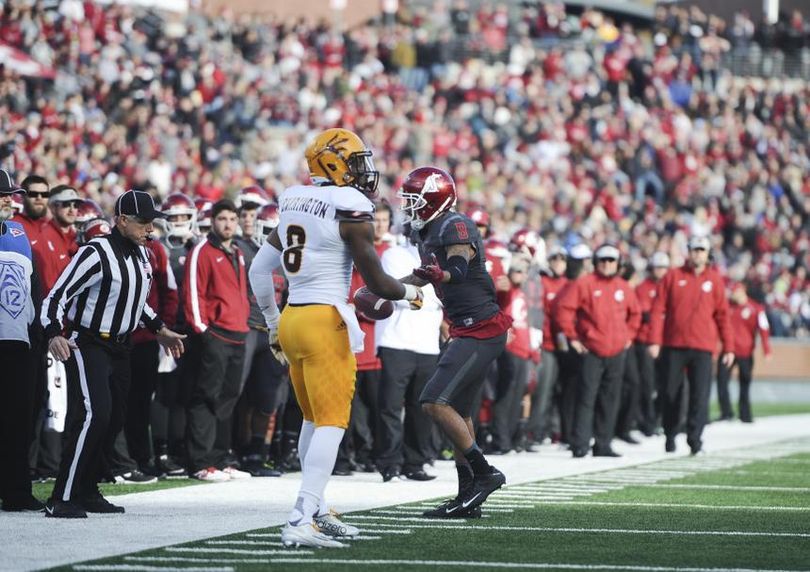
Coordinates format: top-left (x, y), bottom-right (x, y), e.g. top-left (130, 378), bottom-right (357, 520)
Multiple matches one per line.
top-left (125, 557), bottom-right (291, 564)
top-left (164, 547), bottom-right (292, 555)
top-left (642, 484), bottom-right (810, 492)
top-left (204, 540), bottom-right (285, 546)
top-left (531, 501), bottom-right (810, 511)
top-left (6, 413), bottom-right (810, 571)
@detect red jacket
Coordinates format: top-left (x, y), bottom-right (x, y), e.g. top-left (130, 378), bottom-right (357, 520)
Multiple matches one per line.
top-left (349, 242), bottom-right (390, 371)
top-left (635, 277), bottom-right (662, 344)
top-left (132, 240), bottom-right (179, 344)
top-left (541, 274), bottom-right (568, 351)
top-left (185, 234), bottom-right (249, 336)
top-left (11, 213), bottom-right (48, 245)
top-left (499, 285), bottom-right (531, 359)
top-left (729, 299), bottom-right (771, 358)
top-left (649, 264), bottom-right (733, 353)
top-left (555, 273), bottom-right (641, 358)
top-left (35, 219), bottom-right (78, 295)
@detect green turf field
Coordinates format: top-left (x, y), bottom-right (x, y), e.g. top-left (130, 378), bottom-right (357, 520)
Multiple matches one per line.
top-left (709, 401), bottom-right (810, 419)
top-left (61, 441), bottom-right (810, 572)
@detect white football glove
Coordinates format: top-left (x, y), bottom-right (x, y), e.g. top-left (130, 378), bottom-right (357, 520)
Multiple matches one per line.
top-left (268, 328), bottom-right (288, 366)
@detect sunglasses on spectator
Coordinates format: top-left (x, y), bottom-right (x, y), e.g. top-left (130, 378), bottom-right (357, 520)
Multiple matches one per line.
top-left (123, 214), bottom-right (151, 225)
top-left (27, 191), bottom-right (49, 199)
top-left (690, 247), bottom-right (707, 252)
top-left (597, 257), bottom-right (618, 263)
top-left (57, 200), bottom-right (82, 209)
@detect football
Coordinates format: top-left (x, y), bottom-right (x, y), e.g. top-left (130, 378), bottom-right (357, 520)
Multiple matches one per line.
top-left (353, 286), bottom-right (395, 320)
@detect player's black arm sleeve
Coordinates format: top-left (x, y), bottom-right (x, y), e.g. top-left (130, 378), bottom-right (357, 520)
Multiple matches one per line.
top-left (341, 221), bottom-right (407, 300)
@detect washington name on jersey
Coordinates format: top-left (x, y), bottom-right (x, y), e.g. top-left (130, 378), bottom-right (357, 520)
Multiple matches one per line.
top-left (278, 184), bottom-right (375, 307)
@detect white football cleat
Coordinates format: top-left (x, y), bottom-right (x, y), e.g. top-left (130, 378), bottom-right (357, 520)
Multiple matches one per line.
top-left (314, 509), bottom-right (360, 537)
top-left (192, 467), bottom-right (230, 482)
top-left (281, 522), bottom-right (346, 548)
top-left (221, 466), bottom-right (252, 479)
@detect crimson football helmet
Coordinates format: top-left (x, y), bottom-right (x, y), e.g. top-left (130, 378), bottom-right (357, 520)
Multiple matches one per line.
top-left (160, 193), bottom-right (197, 240)
top-left (398, 167), bottom-right (457, 231)
top-left (466, 205), bottom-right (491, 237)
top-left (235, 185), bottom-right (270, 209)
top-left (193, 197), bottom-right (212, 214)
top-left (509, 228), bottom-right (540, 257)
top-left (252, 203), bottom-right (280, 248)
top-left (197, 207), bottom-right (212, 234)
top-left (77, 217), bottom-right (112, 245)
top-left (75, 199), bottom-right (105, 224)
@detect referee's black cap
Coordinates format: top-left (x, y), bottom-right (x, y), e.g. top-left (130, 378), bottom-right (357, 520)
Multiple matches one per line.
top-left (0, 169), bottom-right (24, 194)
top-left (115, 190), bottom-right (167, 221)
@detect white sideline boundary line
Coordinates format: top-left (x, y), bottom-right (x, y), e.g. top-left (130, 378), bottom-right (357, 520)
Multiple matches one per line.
top-left (258, 558), bottom-right (809, 572)
top-left (240, 523), bottom-right (810, 537)
top-left (119, 556), bottom-right (810, 571)
top-left (73, 567), bottom-right (234, 572)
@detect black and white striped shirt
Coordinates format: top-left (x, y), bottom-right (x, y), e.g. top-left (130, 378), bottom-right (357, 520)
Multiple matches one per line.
top-left (41, 227), bottom-right (163, 340)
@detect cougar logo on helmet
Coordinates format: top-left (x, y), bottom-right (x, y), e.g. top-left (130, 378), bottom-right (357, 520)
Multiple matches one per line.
top-left (397, 166), bottom-right (457, 231)
top-left (305, 128), bottom-right (379, 198)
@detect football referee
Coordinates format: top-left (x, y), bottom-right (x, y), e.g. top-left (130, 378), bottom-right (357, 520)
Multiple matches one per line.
top-left (41, 190), bottom-right (186, 518)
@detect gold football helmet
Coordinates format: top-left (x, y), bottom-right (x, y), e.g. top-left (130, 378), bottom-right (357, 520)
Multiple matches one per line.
top-left (305, 128), bottom-right (380, 197)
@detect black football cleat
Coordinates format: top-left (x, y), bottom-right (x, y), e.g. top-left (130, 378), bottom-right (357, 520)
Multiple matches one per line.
top-left (422, 498), bottom-right (482, 519)
top-left (456, 467), bottom-right (505, 512)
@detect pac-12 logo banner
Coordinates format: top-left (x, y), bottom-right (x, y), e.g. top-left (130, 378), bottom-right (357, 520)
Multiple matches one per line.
top-left (0, 261), bottom-right (28, 319)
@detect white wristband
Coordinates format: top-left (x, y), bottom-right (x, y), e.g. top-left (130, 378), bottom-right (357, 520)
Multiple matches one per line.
top-left (402, 284), bottom-right (419, 301)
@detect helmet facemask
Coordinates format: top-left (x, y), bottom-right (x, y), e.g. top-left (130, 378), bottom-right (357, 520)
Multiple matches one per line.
top-left (346, 150), bottom-right (379, 198)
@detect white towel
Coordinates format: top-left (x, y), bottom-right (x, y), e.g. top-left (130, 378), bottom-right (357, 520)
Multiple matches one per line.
top-left (335, 302), bottom-right (365, 353)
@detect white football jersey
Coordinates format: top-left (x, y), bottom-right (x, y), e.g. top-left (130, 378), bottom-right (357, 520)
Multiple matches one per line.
top-left (277, 184), bottom-right (374, 306)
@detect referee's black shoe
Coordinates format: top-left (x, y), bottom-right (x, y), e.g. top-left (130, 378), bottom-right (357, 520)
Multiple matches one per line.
top-left (45, 499), bottom-right (87, 519)
top-left (457, 466), bottom-right (506, 512)
top-left (81, 492), bottom-right (125, 514)
top-left (2, 495), bottom-right (45, 512)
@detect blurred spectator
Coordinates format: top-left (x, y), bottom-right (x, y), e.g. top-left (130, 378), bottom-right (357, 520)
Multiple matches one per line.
top-left (632, 251), bottom-right (671, 436)
top-left (184, 199), bottom-right (250, 481)
top-left (376, 229), bottom-right (442, 482)
top-left (0, 173), bottom-right (42, 512)
top-left (649, 235), bottom-right (735, 455)
top-left (716, 282), bottom-right (772, 423)
top-left (556, 244), bottom-right (640, 458)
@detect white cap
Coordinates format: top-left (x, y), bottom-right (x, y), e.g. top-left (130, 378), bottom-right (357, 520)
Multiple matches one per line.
top-left (650, 252), bottom-right (671, 268)
top-left (547, 244), bottom-right (568, 259)
top-left (49, 187), bottom-right (81, 203)
top-left (569, 243), bottom-right (593, 260)
top-left (688, 235), bottom-right (711, 251)
top-left (594, 245), bottom-right (621, 260)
